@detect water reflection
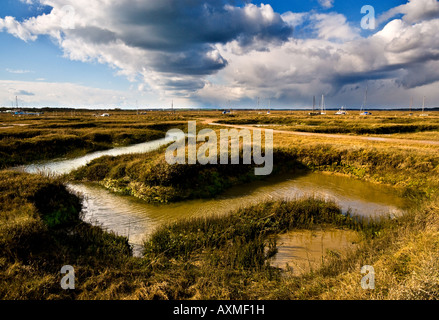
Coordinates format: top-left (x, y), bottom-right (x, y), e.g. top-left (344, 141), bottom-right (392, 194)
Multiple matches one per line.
top-left (269, 229), bottom-right (359, 275)
top-left (68, 171), bottom-right (408, 257)
top-left (18, 134), bottom-right (409, 258)
top-left (17, 130), bottom-right (185, 176)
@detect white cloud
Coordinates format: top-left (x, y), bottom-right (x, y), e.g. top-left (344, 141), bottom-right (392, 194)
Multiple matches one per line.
top-left (6, 68), bottom-right (33, 74)
top-left (281, 12), bottom-right (308, 27)
top-left (318, 0), bottom-right (335, 9)
top-left (378, 0), bottom-right (439, 25)
top-left (311, 13), bottom-right (360, 41)
top-left (19, 0), bottom-right (35, 5)
top-left (0, 80), bottom-right (134, 108)
top-left (0, 16), bottom-right (37, 41)
top-left (2, 0), bottom-right (439, 109)
top-left (0, 0), bottom-right (293, 99)
top-left (197, 9), bottom-right (439, 108)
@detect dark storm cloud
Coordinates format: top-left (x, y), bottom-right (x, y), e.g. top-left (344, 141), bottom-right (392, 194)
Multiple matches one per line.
top-left (111, 0), bottom-right (291, 51)
top-left (55, 0), bottom-right (293, 93)
top-left (102, 0), bottom-right (292, 78)
top-left (330, 67), bottom-right (403, 93)
top-left (15, 89), bottom-right (35, 96)
top-left (162, 78), bottom-right (206, 91)
top-left (331, 51), bottom-right (439, 93)
top-left (397, 61), bottom-right (439, 88)
top-left (68, 27), bottom-right (117, 45)
top-left (149, 45), bottom-right (227, 75)
top-left (12, 0), bottom-right (439, 109)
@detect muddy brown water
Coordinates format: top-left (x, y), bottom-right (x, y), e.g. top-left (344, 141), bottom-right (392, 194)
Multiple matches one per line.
top-left (16, 130), bottom-right (185, 175)
top-left (66, 171), bottom-right (408, 256)
top-left (268, 228), bottom-right (359, 275)
top-left (19, 135), bottom-right (410, 259)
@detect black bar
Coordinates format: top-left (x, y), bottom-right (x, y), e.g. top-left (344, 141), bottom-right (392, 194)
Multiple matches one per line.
top-left (1, 300), bottom-right (436, 319)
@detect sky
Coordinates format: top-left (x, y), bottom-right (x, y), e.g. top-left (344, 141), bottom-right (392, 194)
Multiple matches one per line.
top-left (1, 0), bottom-right (439, 109)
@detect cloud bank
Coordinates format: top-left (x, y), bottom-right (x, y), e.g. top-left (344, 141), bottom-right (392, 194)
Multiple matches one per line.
top-left (1, 0), bottom-right (439, 108)
top-left (1, 0), bottom-right (292, 99)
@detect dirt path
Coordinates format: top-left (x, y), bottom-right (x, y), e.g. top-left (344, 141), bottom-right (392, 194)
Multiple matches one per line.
top-left (206, 121), bottom-right (439, 146)
top-left (0, 123), bottom-right (32, 129)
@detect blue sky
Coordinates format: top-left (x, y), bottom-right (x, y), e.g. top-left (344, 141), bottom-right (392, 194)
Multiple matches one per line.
top-left (0, 0), bottom-right (131, 91)
top-left (1, 0), bottom-right (438, 109)
top-left (268, 0), bottom-right (405, 15)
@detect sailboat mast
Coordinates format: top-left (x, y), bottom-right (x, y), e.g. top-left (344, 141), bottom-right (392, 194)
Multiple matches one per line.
top-left (364, 85), bottom-right (368, 109)
top-left (361, 86), bottom-right (368, 113)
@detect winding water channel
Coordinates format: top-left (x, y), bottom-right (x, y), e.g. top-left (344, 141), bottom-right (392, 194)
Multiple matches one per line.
top-left (18, 135), bottom-right (410, 259)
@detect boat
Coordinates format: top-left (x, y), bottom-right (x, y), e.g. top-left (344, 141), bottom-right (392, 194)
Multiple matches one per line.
top-left (335, 106), bottom-right (347, 115)
top-left (420, 96), bottom-right (429, 117)
top-left (309, 95), bottom-right (326, 115)
top-left (320, 94), bottom-right (326, 115)
top-left (308, 96), bottom-right (320, 116)
top-left (359, 85), bottom-right (371, 116)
